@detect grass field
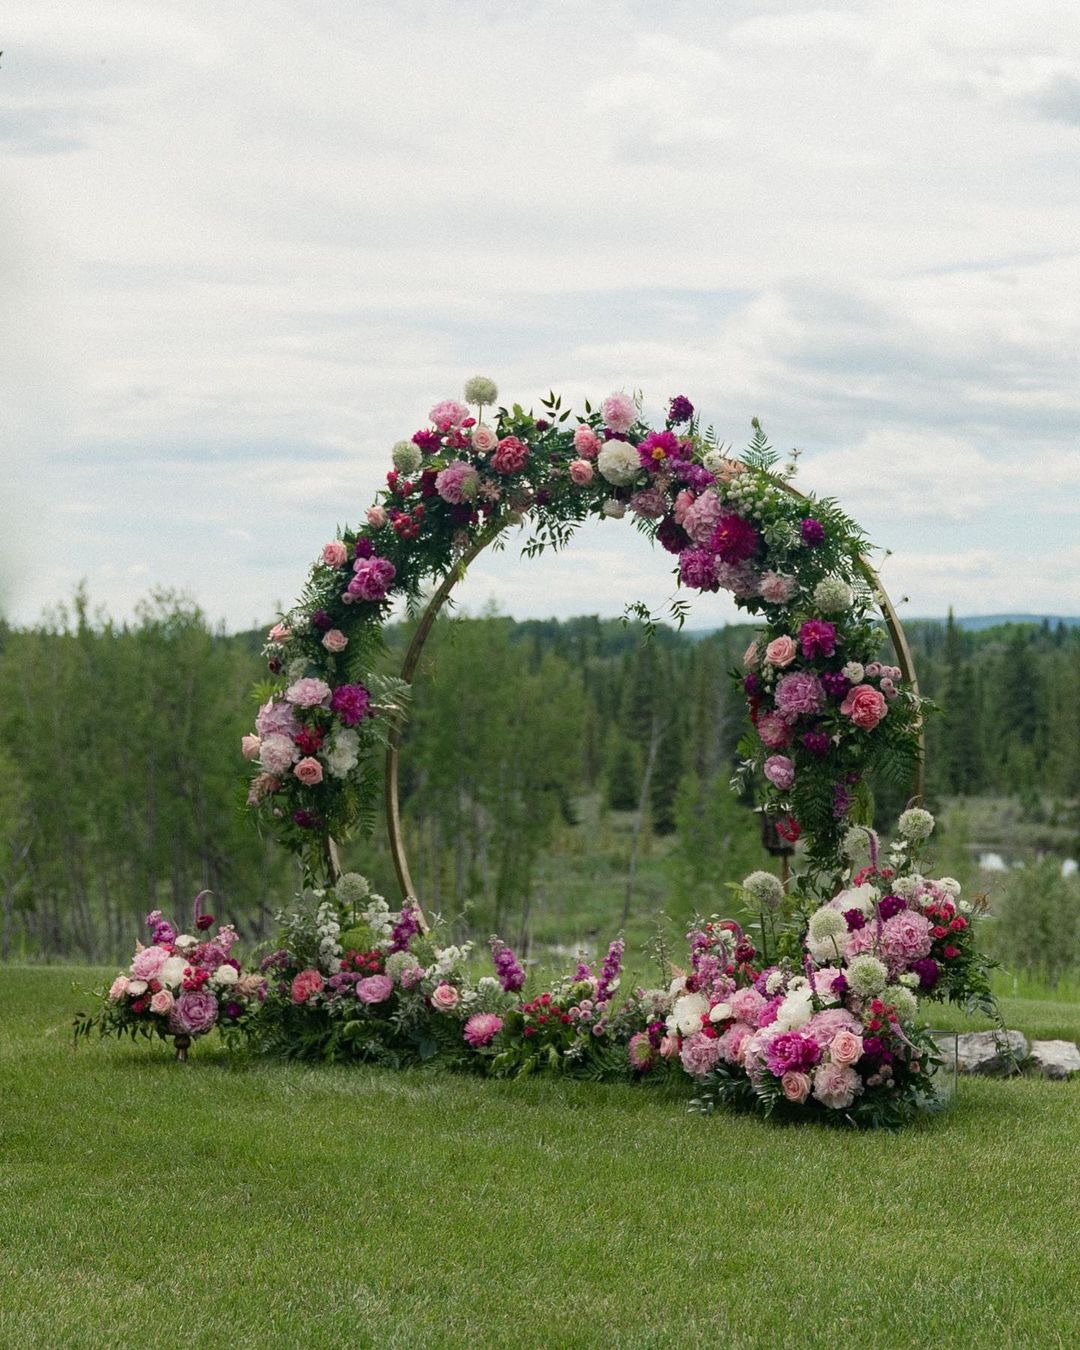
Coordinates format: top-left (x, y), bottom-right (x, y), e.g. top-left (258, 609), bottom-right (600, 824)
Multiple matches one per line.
top-left (3, 968), bottom-right (1079, 1348)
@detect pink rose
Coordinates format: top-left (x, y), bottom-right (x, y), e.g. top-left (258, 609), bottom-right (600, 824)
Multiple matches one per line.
top-left (285, 677), bottom-right (332, 708)
top-left (322, 629), bottom-right (348, 653)
top-left (291, 969), bottom-right (324, 1004)
top-left (322, 541), bottom-right (348, 568)
top-left (108, 976), bottom-right (129, 1002)
top-left (756, 712), bottom-right (791, 750)
top-left (812, 1061), bottom-right (860, 1109)
top-left (431, 982), bottom-right (460, 1013)
top-left (568, 458), bottom-right (594, 485)
top-left (491, 436), bottom-right (529, 475)
top-left (781, 1070), bottom-right (811, 1103)
top-left (472, 423), bottom-right (499, 453)
top-left (764, 635), bottom-right (798, 668)
top-left (840, 683), bottom-right (888, 730)
top-left (150, 989), bottom-right (174, 1016)
top-left (241, 734), bottom-right (261, 760)
top-left (366, 505), bottom-right (387, 528)
top-left (294, 757), bottom-right (324, 787)
top-left (601, 392), bottom-right (636, 434)
top-left (763, 755), bottom-right (795, 791)
top-left (267, 622), bottom-right (290, 643)
top-left (356, 975), bottom-right (394, 1005)
top-left (829, 1030), bottom-right (864, 1066)
top-left (573, 426), bottom-right (601, 458)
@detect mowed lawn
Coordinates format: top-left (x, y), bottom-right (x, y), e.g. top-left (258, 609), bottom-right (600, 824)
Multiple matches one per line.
top-left (3, 970), bottom-right (1080, 1349)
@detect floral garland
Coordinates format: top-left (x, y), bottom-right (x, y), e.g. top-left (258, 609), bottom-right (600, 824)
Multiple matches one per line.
top-left (242, 380), bottom-right (927, 878)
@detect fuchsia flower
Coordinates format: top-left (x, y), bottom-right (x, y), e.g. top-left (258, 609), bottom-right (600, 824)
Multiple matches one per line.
top-left (429, 399), bottom-right (469, 431)
top-left (464, 1013), bottom-right (504, 1048)
top-left (679, 548), bottom-right (717, 591)
top-left (710, 513), bottom-right (760, 564)
top-left (799, 619), bottom-right (837, 660)
top-left (330, 683), bottom-right (372, 726)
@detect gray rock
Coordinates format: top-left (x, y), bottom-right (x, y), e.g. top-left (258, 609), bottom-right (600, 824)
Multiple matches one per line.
top-left (1028, 1039), bottom-right (1080, 1080)
top-left (954, 1029), bottom-right (1028, 1075)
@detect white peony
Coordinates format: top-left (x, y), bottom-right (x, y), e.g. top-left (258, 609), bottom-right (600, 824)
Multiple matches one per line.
top-left (159, 956), bottom-right (187, 989)
top-left (668, 992), bottom-right (709, 1036)
top-left (773, 987), bottom-right (814, 1031)
top-left (597, 440), bottom-right (641, 486)
top-left (602, 498), bottom-right (626, 518)
top-left (323, 729), bottom-right (360, 779)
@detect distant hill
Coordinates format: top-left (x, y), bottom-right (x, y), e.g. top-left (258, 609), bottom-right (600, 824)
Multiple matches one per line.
top-left (912, 614), bottom-right (1080, 632)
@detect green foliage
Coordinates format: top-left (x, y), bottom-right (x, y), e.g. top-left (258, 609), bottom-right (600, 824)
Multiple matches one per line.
top-left (989, 859), bottom-right (1080, 985)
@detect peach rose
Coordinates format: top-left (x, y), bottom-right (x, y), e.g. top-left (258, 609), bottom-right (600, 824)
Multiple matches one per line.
top-left (764, 635), bottom-right (798, 668)
top-left (829, 1030), bottom-right (864, 1066)
top-left (781, 1070), bottom-right (811, 1103)
top-left (840, 683), bottom-right (888, 730)
top-left (431, 982), bottom-right (460, 1012)
top-left (321, 629), bottom-right (348, 653)
top-left (472, 423), bottom-right (499, 453)
top-left (568, 459), bottom-right (594, 485)
top-left (294, 757), bottom-right (324, 786)
top-left (322, 541), bottom-right (348, 567)
top-left (241, 734), bottom-right (261, 760)
top-left (742, 640), bottom-right (760, 670)
top-left (150, 990), bottom-right (174, 1016)
top-left (366, 505), bottom-right (387, 528)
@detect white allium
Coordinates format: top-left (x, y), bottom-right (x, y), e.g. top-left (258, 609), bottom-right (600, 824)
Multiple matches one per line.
top-left (898, 808), bottom-right (935, 842)
top-left (464, 375), bottom-right (498, 405)
top-left (813, 577), bottom-right (853, 612)
top-left (846, 954), bottom-right (888, 997)
top-left (809, 906), bottom-right (847, 943)
top-left (899, 971), bottom-right (920, 988)
top-left (743, 870), bottom-right (785, 910)
top-left (335, 873), bottom-right (371, 906)
top-left (841, 826), bottom-right (877, 862)
top-left (597, 440), bottom-right (641, 486)
top-left (392, 440), bottom-right (423, 475)
top-left (669, 991), bottom-right (709, 1036)
top-left (884, 984), bottom-right (918, 1021)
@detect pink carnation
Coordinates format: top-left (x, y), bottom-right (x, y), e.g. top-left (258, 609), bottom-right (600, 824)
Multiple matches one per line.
top-left (356, 975), bottom-right (394, 1005)
top-left (841, 683), bottom-right (888, 730)
top-left (757, 712), bottom-right (791, 750)
top-left (286, 677), bottom-right (332, 708)
top-left (764, 635), bottom-right (798, 668)
top-left (601, 392), bottom-right (636, 434)
top-left (568, 458), bottom-right (594, 485)
top-left (763, 754), bottom-right (795, 791)
top-left (256, 699), bottom-right (300, 739)
top-left (435, 460), bottom-right (480, 503)
top-left (880, 911), bottom-right (933, 966)
top-left (464, 1012), bottom-right (504, 1047)
top-left (775, 670), bottom-right (825, 720)
top-left (322, 541), bottom-right (348, 568)
top-left (759, 571), bottom-right (797, 604)
top-left (682, 491), bottom-right (723, 546)
top-left (812, 1061), bottom-right (860, 1109)
top-left (680, 1030), bottom-right (722, 1077)
top-left (429, 399), bottom-right (469, 431)
top-left (348, 556), bottom-right (396, 603)
top-left (291, 969), bottom-right (324, 1004)
top-left (573, 425), bottom-right (601, 458)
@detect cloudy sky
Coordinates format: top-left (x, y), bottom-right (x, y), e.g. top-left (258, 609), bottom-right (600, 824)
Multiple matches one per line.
top-left (3, 1), bottom-right (1078, 631)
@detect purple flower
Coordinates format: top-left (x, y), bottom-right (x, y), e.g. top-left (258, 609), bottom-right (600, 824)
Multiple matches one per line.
top-left (801, 518), bottom-right (825, 546)
top-left (912, 957), bottom-right (940, 990)
top-left (675, 463), bottom-right (714, 491)
top-left (388, 901), bottom-right (421, 954)
top-left (831, 784), bottom-right (851, 819)
top-left (832, 973), bottom-right (849, 994)
top-left (354, 537), bottom-right (375, 560)
top-left (292, 809), bottom-right (320, 830)
top-left (802, 730), bottom-right (830, 757)
top-left (679, 548), bottom-right (718, 591)
top-left (667, 394), bottom-right (694, 424)
top-left (878, 894), bottom-right (908, 920)
top-left (491, 939), bottom-right (525, 992)
top-left (775, 670), bottom-right (826, 719)
top-left (744, 674), bottom-right (762, 697)
top-left (710, 513), bottom-right (760, 565)
top-left (330, 683), bottom-right (372, 726)
top-left (311, 608), bottom-right (333, 632)
top-left (821, 671), bottom-right (851, 698)
top-left (657, 514), bottom-right (689, 555)
top-left (224, 1000), bottom-right (242, 1019)
top-left (169, 990), bottom-right (218, 1037)
top-left (574, 961), bottom-right (593, 981)
top-left (799, 618), bottom-right (837, 660)
top-left (596, 938), bottom-right (625, 1003)
top-left (764, 1031), bottom-right (821, 1076)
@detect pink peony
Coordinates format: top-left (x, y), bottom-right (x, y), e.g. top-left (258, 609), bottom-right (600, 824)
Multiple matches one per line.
top-left (680, 1030), bottom-right (722, 1077)
top-left (169, 990), bottom-right (218, 1037)
top-left (435, 460), bottom-right (480, 504)
top-left (150, 990), bottom-right (174, 1016)
top-left (286, 677), bottom-right (332, 709)
top-left (294, 757), bottom-right (324, 787)
top-left (799, 618), bottom-right (837, 660)
top-left (759, 571), bottom-right (797, 604)
top-left (568, 458), bottom-right (594, 485)
top-left (730, 987), bottom-right (766, 1024)
top-left (366, 505), bottom-right (387, 529)
top-left (429, 398), bottom-right (469, 431)
top-left (573, 425), bottom-right (601, 458)
top-left (764, 1031), bottom-right (821, 1076)
top-left (464, 1012), bottom-right (504, 1047)
top-left (322, 629), bottom-right (348, 653)
top-left (679, 548), bottom-right (718, 591)
top-left (802, 1008), bottom-right (862, 1047)
top-left (431, 982), bottom-right (460, 1013)
top-left (131, 945), bottom-right (169, 981)
top-left (763, 755), bottom-right (795, 791)
top-left (267, 622), bottom-right (290, 643)
top-left (683, 491), bottom-right (723, 546)
top-left (781, 1070), bottom-right (811, 1103)
top-left (710, 513), bottom-right (760, 564)
top-left (630, 487), bottom-right (667, 519)
top-left (812, 1061), bottom-right (860, 1109)
top-left (259, 734), bottom-right (299, 777)
top-left (491, 436), bottom-right (529, 475)
top-left (356, 975), bottom-right (394, 1005)
top-left (829, 1030), bottom-right (864, 1066)
top-left (241, 734), bottom-right (261, 760)
top-left (757, 712), bottom-right (791, 750)
top-left (108, 976), bottom-right (129, 1002)
top-left (256, 699), bottom-right (300, 740)
top-left (841, 683), bottom-right (888, 730)
top-left (291, 969), bottom-right (324, 1004)
top-left (880, 911), bottom-right (933, 966)
top-left (601, 392), bottom-right (636, 433)
top-left (717, 1021), bottom-right (753, 1064)
top-left (322, 541), bottom-right (348, 568)
top-left (764, 635), bottom-right (798, 668)
top-left (472, 424), bottom-right (499, 453)
top-left (348, 556), bottom-right (396, 603)
top-left (775, 670), bottom-right (825, 720)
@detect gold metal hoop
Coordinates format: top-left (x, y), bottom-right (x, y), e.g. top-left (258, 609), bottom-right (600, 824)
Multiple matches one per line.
top-left (381, 484), bottom-right (924, 922)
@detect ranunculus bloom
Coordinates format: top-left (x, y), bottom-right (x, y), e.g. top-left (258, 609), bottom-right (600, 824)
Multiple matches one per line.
top-left (568, 458), bottom-right (594, 485)
top-left (322, 541), bottom-right (348, 567)
top-left (763, 755), bottom-right (795, 790)
top-left (294, 756), bottom-right (324, 786)
top-left (756, 712), bottom-right (791, 750)
top-left (829, 1030), bottom-right (864, 1066)
top-left (781, 1070), bottom-right (811, 1103)
top-left (322, 629), bottom-right (348, 653)
top-left (491, 436), bottom-right (529, 474)
top-left (291, 969), bottom-right (324, 1003)
top-left (150, 990), bottom-right (174, 1016)
top-left (573, 425), bottom-right (601, 458)
top-left (764, 635), bottom-right (798, 668)
top-left (841, 683), bottom-right (888, 730)
top-left (464, 1012), bottom-right (503, 1047)
top-left (169, 990), bottom-right (218, 1037)
top-left (356, 975), bottom-right (394, 1005)
top-left (431, 982), bottom-right (460, 1012)
top-left (241, 734), bottom-right (261, 760)
top-left (471, 423), bottom-right (499, 453)
top-left (601, 391), bottom-right (636, 433)
top-left (286, 677), bottom-right (332, 709)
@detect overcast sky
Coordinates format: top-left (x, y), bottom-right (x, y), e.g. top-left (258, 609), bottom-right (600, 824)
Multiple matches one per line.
top-left (3, 1), bottom-right (1078, 631)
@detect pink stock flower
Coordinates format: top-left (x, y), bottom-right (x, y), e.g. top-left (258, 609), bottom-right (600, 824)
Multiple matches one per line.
top-left (764, 755), bottom-right (795, 791)
top-left (812, 1061), bottom-right (860, 1109)
top-left (291, 969), bottom-right (324, 1004)
top-left (573, 425), bottom-right (601, 458)
top-left (286, 677), bottom-right (332, 709)
top-left (756, 712), bottom-right (791, 750)
top-left (568, 458), bottom-right (594, 485)
top-left (781, 1070), bottom-right (811, 1103)
top-left (246, 772), bottom-right (280, 805)
top-left (464, 1013), bottom-right (504, 1047)
top-left (241, 734), bottom-right (261, 760)
top-left (429, 399), bottom-right (469, 431)
top-left (322, 541), bottom-right (348, 568)
top-left (491, 437), bottom-right (529, 475)
top-left (601, 392), bottom-right (636, 433)
top-left (764, 635), bottom-right (798, 668)
top-left (841, 683), bottom-right (888, 730)
top-left (322, 629), bottom-right (348, 653)
top-left (356, 975), bottom-right (394, 1005)
top-left (294, 757), bottom-right (324, 787)
top-left (680, 1030), bottom-right (722, 1077)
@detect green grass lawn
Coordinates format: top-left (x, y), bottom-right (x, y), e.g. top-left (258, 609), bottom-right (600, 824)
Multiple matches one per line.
top-left (3, 969), bottom-right (1080, 1349)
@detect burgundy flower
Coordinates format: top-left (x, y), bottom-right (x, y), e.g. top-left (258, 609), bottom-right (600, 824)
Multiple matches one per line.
top-left (353, 538), bottom-right (374, 560)
top-left (844, 908), bottom-right (866, 931)
top-left (657, 514), bottom-right (689, 554)
top-left (821, 671), bottom-right (851, 698)
top-left (802, 730), bottom-right (830, 757)
top-left (710, 513), bottom-right (760, 564)
top-left (801, 518), bottom-right (825, 546)
top-left (311, 608), bottom-right (333, 632)
top-left (667, 394), bottom-right (694, 424)
top-left (878, 894), bottom-right (908, 920)
top-left (412, 429), bottom-right (441, 453)
top-left (799, 619), bottom-right (837, 660)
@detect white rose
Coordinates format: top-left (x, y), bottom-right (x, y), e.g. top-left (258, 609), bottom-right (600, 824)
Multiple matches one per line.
top-left (831, 883), bottom-right (878, 915)
top-left (212, 964), bottom-right (239, 987)
top-left (597, 441), bottom-right (641, 487)
top-left (323, 729), bottom-right (360, 779)
top-left (159, 956), bottom-right (187, 989)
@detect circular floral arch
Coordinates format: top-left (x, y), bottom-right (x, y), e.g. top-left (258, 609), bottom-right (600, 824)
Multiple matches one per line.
top-left (244, 382), bottom-right (926, 923)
